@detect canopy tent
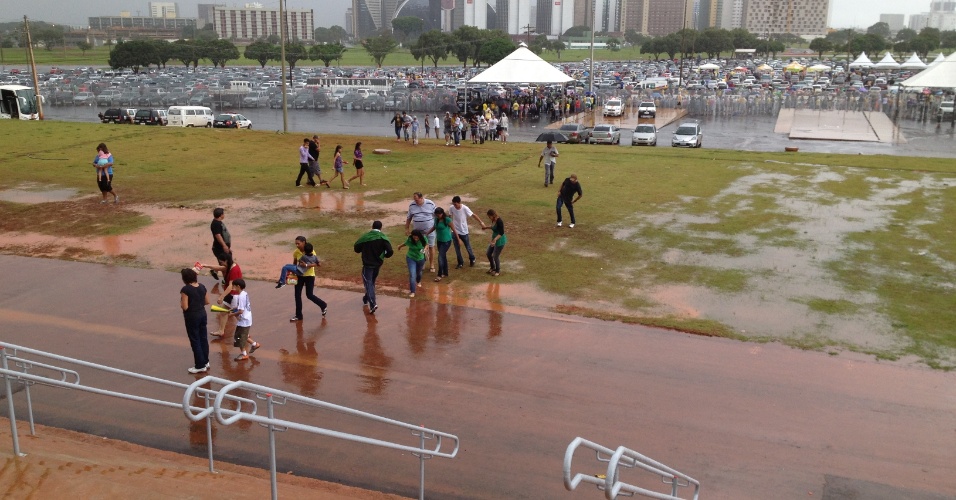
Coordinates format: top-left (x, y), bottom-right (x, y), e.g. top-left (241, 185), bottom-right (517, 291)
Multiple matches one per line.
top-left (873, 52), bottom-right (900, 70)
top-left (848, 52), bottom-right (873, 69)
top-left (900, 52), bottom-right (927, 70)
top-left (784, 62), bottom-right (805, 72)
top-left (901, 51), bottom-right (956, 88)
top-left (467, 45), bottom-right (573, 84)
top-left (927, 52), bottom-right (946, 68)
top-left (807, 64), bottom-right (830, 72)
top-left (757, 64), bottom-right (773, 71)
top-left (698, 63), bottom-right (720, 70)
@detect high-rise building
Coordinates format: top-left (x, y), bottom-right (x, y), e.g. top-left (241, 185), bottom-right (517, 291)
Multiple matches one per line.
top-left (197, 4), bottom-right (224, 29)
top-left (149, 2), bottom-right (179, 19)
top-left (574, 0), bottom-right (592, 29)
top-left (879, 13), bottom-right (905, 33)
top-left (535, 0), bottom-right (575, 35)
top-left (646, 0), bottom-right (692, 35)
top-left (352, 0), bottom-right (400, 39)
top-left (928, 0), bottom-right (956, 30)
top-left (744, 0), bottom-right (830, 36)
top-left (212, 5), bottom-right (314, 41)
top-left (593, 0), bottom-right (621, 33)
top-left (909, 13), bottom-right (929, 30)
top-left (345, 8), bottom-right (354, 34)
top-left (622, 0), bottom-right (649, 33)
top-left (508, 0), bottom-right (532, 35)
top-left (713, 0), bottom-right (745, 29)
top-left (395, 0), bottom-right (442, 31)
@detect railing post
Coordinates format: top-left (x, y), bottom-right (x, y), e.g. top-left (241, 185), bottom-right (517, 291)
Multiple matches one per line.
top-left (0, 348), bottom-right (24, 456)
top-left (204, 392), bottom-right (215, 473)
top-left (419, 428), bottom-right (426, 500)
top-left (22, 371), bottom-right (35, 436)
top-left (267, 393), bottom-right (278, 500)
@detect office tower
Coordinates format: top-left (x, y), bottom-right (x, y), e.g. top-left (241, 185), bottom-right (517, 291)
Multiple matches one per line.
top-left (879, 13), bottom-right (905, 33)
top-left (353, 0), bottom-right (400, 39)
top-left (212, 5), bottom-right (314, 41)
top-left (744, 0), bottom-right (830, 36)
top-left (149, 2), bottom-right (178, 18)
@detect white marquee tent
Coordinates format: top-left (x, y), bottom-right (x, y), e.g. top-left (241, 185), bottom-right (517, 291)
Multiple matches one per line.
top-left (468, 45), bottom-right (574, 84)
top-left (901, 51), bottom-right (956, 88)
top-left (873, 52), bottom-right (900, 70)
top-left (900, 53), bottom-right (927, 70)
top-left (848, 52), bottom-right (873, 69)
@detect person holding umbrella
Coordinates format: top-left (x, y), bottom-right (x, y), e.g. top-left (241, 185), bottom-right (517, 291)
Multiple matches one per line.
top-left (538, 139), bottom-right (559, 187)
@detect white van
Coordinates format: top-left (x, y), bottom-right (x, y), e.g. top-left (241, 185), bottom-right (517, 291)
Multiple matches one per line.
top-left (167, 106), bottom-right (214, 127)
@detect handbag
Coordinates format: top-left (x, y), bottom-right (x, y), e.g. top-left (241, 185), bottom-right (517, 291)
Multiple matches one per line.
top-left (285, 271), bottom-right (298, 286)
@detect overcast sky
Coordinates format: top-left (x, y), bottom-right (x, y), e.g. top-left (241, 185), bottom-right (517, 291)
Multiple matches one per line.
top-left (0, 0), bottom-right (932, 32)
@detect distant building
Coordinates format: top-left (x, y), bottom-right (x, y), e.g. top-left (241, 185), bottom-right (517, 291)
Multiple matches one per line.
top-left (345, 8), bottom-right (354, 35)
top-left (535, 0), bottom-right (575, 36)
top-left (879, 13), bottom-right (905, 33)
top-left (907, 1), bottom-right (956, 32)
top-left (149, 2), bottom-right (179, 19)
top-left (744, 0), bottom-right (830, 36)
top-left (212, 5), bottom-right (314, 42)
top-left (87, 15), bottom-right (195, 39)
top-left (909, 13), bottom-right (929, 30)
top-left (573, 0), bottom-right (592, 30)
top-left (352, 0), bottom-right (399, 39)
top-left (197, 4), bottom-right (225, 29)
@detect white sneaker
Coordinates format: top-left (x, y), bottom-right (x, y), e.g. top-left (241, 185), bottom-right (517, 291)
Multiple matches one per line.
top-left (187, 366), bottom-right (208, 374)
top-left (408, 292), bottom-right (415, 298)
top-left (556, 221), bottom-right (562, 227)
top-left (569, 223), bottom-right (575, 228)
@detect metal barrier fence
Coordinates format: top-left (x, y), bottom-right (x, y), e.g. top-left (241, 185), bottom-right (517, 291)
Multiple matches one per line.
top-left (564, 437), bottom-right (700, 500)
top-left (183, 376), bottom-right (460, 500)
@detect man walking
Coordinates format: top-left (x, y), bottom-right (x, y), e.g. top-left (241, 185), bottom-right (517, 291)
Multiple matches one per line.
top-left (209, 207), bottom-right (231, 281)
top-left (539, 140), bottom-right (559, 187)
top-left (556, 174), bottom-right (583, 228)
top-left (449, 196), bottom-right (486, 268)
top-left (354, 221), bottom-right (393, 314)
top-left (405, 192), bottom-right (438, 272)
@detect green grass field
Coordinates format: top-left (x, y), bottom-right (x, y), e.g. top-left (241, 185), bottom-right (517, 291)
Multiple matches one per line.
top-left (2, 119), bottom-right (955, 369)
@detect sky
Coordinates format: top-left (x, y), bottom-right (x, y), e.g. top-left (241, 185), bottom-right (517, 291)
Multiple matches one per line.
top-left (0, 0), bottom-right (932, 32)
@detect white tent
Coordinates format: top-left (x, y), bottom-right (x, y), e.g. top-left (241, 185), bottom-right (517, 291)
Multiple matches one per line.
top-left (927, 52), bottom-right (947, 68)
top-left (467, 45), bottom-right (573, 84)
top-left (698, 63), bottom-right (720, 70)
top-left (873, 52), bottom-right (900, 70)
top-left (900, 51), bottom-right (956, 88)
top-left (900, 52), bottom-right (927, 70)
top-left (848, 52), bottom-right (873, 69)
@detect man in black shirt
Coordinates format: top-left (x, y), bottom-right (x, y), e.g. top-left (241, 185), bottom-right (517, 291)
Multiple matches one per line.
top-left (210, 207), bottom-right (231, 280)
top-left (556, 174), bottom-right (583, 228)
top-left (354, 221), bottom-right (394, 314)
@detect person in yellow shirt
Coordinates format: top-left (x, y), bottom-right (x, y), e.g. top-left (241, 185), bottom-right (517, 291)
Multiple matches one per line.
top-left (283, 236), bottom-right (327, 322)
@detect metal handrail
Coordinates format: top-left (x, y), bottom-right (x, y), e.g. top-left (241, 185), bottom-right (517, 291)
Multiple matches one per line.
top-left (184, 376), bottom-right (460, 500)
top-left (564, 437), bottom-right (700, 500)
top-left (0, 341), bottom-right (256, 472)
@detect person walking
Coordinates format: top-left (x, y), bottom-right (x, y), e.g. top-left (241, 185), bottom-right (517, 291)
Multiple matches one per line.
top-left (93, 143), bottom-right (119, 204)
top-left (347, 141), bottom-right (367, 187)
top-left (296, 138), bottom-right (317, 187)
top-left (433, 114), bottom-right (441, 139)
top-left (448, 196), bottom-right (485, 268)
top-left (411, 116), bottom-right (420, 145)
top-left (286, 237), bottom-right (328, 322)
top-left (209, 207), bottom-right (230, 282)
top-left (443, 112), bottom-right (453, 146)
top-left (405, 192), bottom-right (437, 272)
top-left (499, 113), bottom-right (509, 143)
top-left (402, 111), bottom-right (412, 142)
top-left (424, 113), bottom-right (431, 139)
top-left (539, 140), bottom-right (559, 187)
top-left (180, 268), bottom-right (210, 374)
top-left (426, 207), bottom-right (455, 282)
top-left (354, 221), bottom-right (394, 314)
top-left (556, 174), bottom-right (583, 228)
top-left (390, 112), bottom-right (402, 141)
top-left (328, 144), bottom-right (350, 189)
top-left (396, 229), bottom-right (427, 297)
top-left (485, 209), bottom-right (507, 276)
top-left (201, 253), bottom-right (242, 337)
top-left (229, 279), bottom-right (261, 361)
top-left (308, 135), bottom-right (330, 187)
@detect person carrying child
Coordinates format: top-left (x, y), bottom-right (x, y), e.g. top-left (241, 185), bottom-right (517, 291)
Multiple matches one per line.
top-left (230, 279), bottom-right (261, 361)
top-left (284, 236), bottom-right (328, 322)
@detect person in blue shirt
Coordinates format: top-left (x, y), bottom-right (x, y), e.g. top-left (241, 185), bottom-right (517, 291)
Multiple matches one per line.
top-left (93, 142), bottom-right (119, 204)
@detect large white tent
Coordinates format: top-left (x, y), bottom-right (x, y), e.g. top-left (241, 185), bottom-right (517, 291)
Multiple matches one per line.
top-left (901, 51), bottom-right (956, 88)
top-left (900, 53), bottom-right (927, 70)
top-left (848, 52), bottom-right (874, 69)
top-left (467, 46), bottom-right (573, 84)
top-left (873, 52), bottom-right (900, 70)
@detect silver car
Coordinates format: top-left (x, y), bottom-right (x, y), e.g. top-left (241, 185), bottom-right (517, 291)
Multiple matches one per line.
top-left (631, 124), bottom-right (657, 146)
top-left (672, 121), bottom-right (702, 148)
top-left (589, 124), bottom-right (621, 145)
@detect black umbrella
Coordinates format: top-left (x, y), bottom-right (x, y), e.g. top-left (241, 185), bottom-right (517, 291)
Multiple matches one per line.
top-left (536, 131), bottom-right (569, 143)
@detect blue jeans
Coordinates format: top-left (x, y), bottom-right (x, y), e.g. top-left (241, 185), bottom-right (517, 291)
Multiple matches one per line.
top-left (487, 244), bottom-right (504, 273)
top-left (556, 197), bottom-right (575, 224)
top-left (452, 233), bottom-right (475, 266)
top-left (406, 256), bottom-right (425, 293)
top-left (436, 240), bottom-right (452, 277)
top-left (453, 128), bottom-right (461, 145)
top-left (361, 266), bottom-right (380, 307)
top-left (278, 264), bottom-right (299, 284)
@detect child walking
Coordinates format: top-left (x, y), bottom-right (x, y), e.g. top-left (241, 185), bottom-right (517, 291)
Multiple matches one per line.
top-left (328, 144), bottom-right (350, 189)
top-left (347, 142), bottom-right (367, 187)
top-left (230, 279), bottom-right (261, 361)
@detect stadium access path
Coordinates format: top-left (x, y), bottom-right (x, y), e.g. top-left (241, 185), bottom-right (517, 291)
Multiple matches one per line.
top-left (0, 254), bottom-right (953, 499)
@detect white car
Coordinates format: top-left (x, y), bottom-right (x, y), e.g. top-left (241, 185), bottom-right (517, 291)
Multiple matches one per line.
top-left (632, 124), bottom-right (657, 146)
top-left (603, 99), bottom-right (623, 117)
top-left (637, 101), bottom-right (657, 118)
top-left (672, 121), bottom-right (702, 148)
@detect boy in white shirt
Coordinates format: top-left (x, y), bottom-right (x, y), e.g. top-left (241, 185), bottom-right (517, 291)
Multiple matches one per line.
top-left (230, 279), bottom-right (261, 361)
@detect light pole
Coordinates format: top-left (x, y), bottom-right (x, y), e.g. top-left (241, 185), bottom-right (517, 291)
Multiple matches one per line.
top-left (279, 0), bottom-right (288, 132)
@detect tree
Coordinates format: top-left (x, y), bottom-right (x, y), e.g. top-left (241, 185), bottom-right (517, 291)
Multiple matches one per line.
top-left (409, 29), bottom-right (450, 68)
top-left (361, 34), bottom-right (398, 68)
top-left (867, 22), bottom-right (891, 40)
top-left (895, 28), bottom-right (917, 43)
top-left (809, 38), bottom-right (833, 58)
top-left (661, 34), bottom-right (681, 60)
top-left (477, 36), bottom-right (515, 66)
top-left (624, 29), bottom-right (647, 47)
top-left (202, 39), bottom-right (239, 68)
top-left (391, 16), bottom-right (425, 43)
top-left (941, 30), bottom-right (956, 49)
top-left (196, 24), bottom-right (219, 41)
top-left (641, 38), bottom-right (662, 59)
top-left (552, 39), bottom-right (565, 60)
top-left (893, 41), bottom-right (910, 56)
top-left (171, 39), bottom-right (200, 68)
top-left (451, 25), bottom-right (484, 67)
top-left (108, 40), bottom-right (158, 71)
top-left (563, 25), bottom-right (590, 37)
top-left (849, 33), bottom-right (887, 57)
top-left (151, 39), bottom-right (172, 68)
top-left (37, 26), bottom-right (64, 51)
top-left (606, 37), bottom-right (621, 52)
top-left (244, 39), bottom-right (278, 68)
top-left (310, 42), bottom-right (347, 67)
top-left (76, 40), bottom-right (92, 55)
top-left (314, 27), bottom-right (333, 44)
top-left (730, 28), bottom-right (757, 50)
top-left (910, 34), bottom-right (938, 59)
top-left (825, 29), bottom-right (853, 45)
top-left (919, 27), bottom-right (941, 48)
top-left (266, 34), bottom-right (281, 44)
top-left (698, 28), bottom-right (733, 58)
top-left (284, 41), bottom-right (308, 70)
top-left (529, 34), bottom-right (550, 55)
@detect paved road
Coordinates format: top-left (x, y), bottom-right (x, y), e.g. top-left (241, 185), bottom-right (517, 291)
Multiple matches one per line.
top-left (0, 254), bottom-right (953, 499)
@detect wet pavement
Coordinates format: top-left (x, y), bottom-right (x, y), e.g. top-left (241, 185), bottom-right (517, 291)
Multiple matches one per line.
top-left (0, 254), bottom-right (953, 499)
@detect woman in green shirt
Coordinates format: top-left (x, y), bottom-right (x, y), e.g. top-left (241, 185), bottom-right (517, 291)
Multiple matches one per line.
top-left (485, 209), bottom-right (506, 276)
top-left (397, 229), bottom-right (427, 297)
top-left (426, 207), bottom-right (456, 282)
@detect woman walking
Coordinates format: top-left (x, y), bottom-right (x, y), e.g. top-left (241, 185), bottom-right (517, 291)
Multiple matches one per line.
top-left (426, 207), bottom-right (455, 282)
top-left (397, 229), bottom-right (427, 297)
top-left (179, 268), bottom-right (210, 374)
top-left (347, 141), bottom-right (367, 186)
top-left (389, 112), bottom-right (402, 141)
top-left (93, 142), bottom-right (119, 204)
top-left (328, 144), bottom-right (350, 189)
top-left (287, 236), bottom-right (328, 322)
top-left (485, 209), bottom-right (506, 276)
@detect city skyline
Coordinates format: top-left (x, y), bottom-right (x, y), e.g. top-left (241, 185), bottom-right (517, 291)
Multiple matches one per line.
top-left (0, 0), bottom-right (940, 33)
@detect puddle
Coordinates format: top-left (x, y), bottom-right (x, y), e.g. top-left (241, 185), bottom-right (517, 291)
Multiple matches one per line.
top-left (0, 184), bottom-right (85, 204)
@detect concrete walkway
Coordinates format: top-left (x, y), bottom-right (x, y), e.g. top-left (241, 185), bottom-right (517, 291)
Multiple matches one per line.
top-left (777, 109), bottom-right (906, 144)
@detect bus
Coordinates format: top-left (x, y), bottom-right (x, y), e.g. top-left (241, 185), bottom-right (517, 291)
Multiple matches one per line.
top-left (0, 85), bottom-right (40, 120)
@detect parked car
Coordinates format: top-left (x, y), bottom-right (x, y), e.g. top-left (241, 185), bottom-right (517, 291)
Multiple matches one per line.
top-left (96, 89), bottom-right (123, 106)
top-left (133, 108), bottom-right (168, 126)
top-left (72, 91), bottom-right (95, 106)
top-left (637, 101), bottom-right (657, 118)
top-left (603, 98), bottom-right (623, 117)
top-left (672, 121), bottom-right (702, 148)
top-left (98, 108), bottom-right (136, 124)
top-left (362, 94), bottom-right (385, 111)
top-left (212, 113), bottom-right (252, 129)
top-left (631, 124), bottom-right (657, 146)
top-left (937, 101), bottom-right (954, 121)
top-left (339, 93), bottom-right (365, 109)
top-left (557, 123), bottom-right (592, 144)
top-left (589, 124), bottom-right (621, 145)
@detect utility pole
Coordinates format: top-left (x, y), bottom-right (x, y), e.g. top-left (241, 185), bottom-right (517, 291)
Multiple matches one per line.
top-left (24, 16), bottom-right (43, 120)
top-left (522, 24), bottom-right (535, 46)
top-left (279, 0), bottom-right (288, 132)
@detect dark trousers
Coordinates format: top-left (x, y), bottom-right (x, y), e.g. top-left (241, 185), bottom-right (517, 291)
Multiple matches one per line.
top-left (361, 266), bottom-right (380, 307)
top-left (453, 233), bottom-right (475, 266)
top-left (296, 162), bottom-right (315, 186)
top-left (183, 313), bottom-right (209, 369)
top-left (436, 240), bottom-right (451, 277)
top-left (556, 197), bottom-right (575, 224)
top-left (294, 275), bottom-right (327, 319)
top-left (487, 244), bottom-right (504, 273)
